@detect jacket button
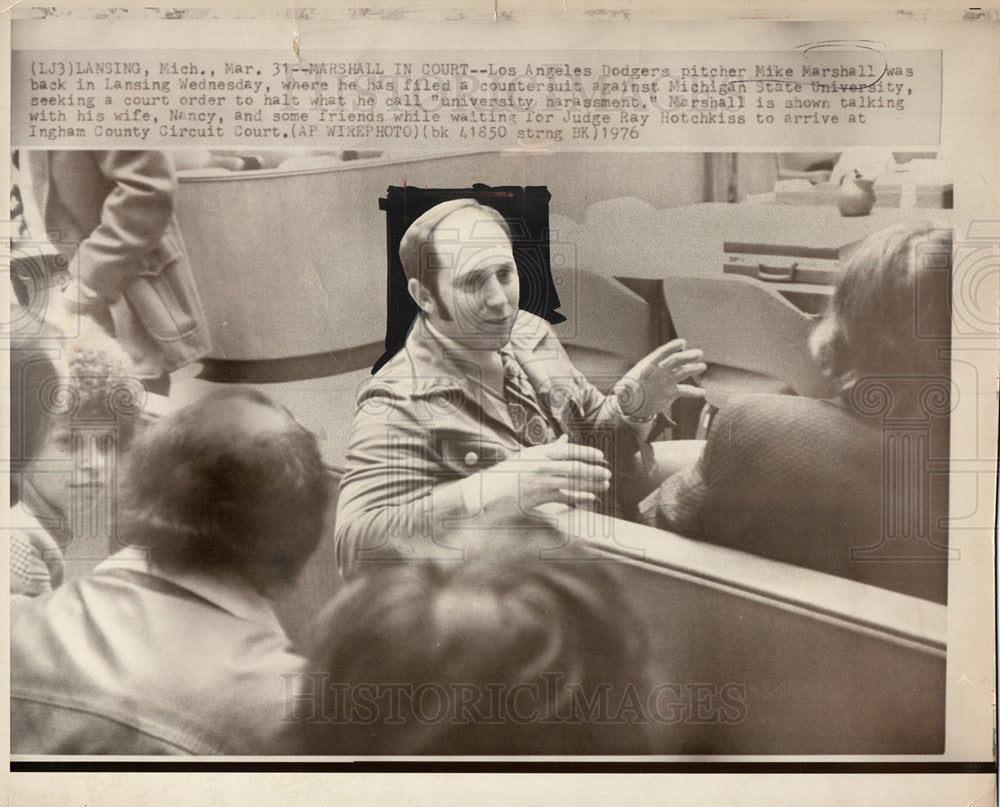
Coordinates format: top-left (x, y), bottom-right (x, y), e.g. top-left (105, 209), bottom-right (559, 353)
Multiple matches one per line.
top-left (464, 451), bottom-right (478, 466)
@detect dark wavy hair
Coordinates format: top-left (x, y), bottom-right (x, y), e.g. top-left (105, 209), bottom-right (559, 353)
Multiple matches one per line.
top-left (809, 219), bottom-right (952, 409)
top-left (283, 540), bottom-right (652, 755)
top-left (119, 387), bottom-right (331, 592)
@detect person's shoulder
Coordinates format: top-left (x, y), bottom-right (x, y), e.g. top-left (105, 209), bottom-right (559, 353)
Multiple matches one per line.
top-left (11, 570), bottom-right (123, 629)
top-left (10, 577), bottom-right (95, 672)
top-left (720, 393), bottom-right (843, 420)
top-left (512, 309), bottom-right (552, 334)
top-left (50, 150), bottom-right (172, 183)
top-left (712, 394), bottom-right (869, 448)
top-left (360, 321), bottom-right (468, 405)
top-left (509, 309), bottom-right (558, 351)
top-left (368, 348), bottom-right (412, 382)
top-left (513, 309), bottom-right (548, 328)
top-left (358, 350), bottom-right (421, 405)
top-left (9, 501), bottom-right (54, 541)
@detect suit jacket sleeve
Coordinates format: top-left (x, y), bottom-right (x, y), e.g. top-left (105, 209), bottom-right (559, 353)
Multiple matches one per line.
top-left (74, 151), bottom-right (177, 299)
top-left (638, 400), bottom-right (744, 535)
top-left (333, 391), bottom-right (472, 577)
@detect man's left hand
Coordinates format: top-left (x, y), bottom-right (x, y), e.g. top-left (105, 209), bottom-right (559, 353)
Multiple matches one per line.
top-left (614, 339), bottom-right (707, 422)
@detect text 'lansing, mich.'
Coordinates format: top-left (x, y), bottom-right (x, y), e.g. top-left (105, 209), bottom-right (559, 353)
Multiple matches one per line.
top-left (15, 51), bottom-right (936, 146)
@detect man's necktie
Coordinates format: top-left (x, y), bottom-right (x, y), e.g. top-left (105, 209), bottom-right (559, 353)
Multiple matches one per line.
top-left (500, 351), bottom-right (559, 446)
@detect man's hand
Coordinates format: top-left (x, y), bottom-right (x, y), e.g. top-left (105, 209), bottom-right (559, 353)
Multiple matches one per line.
top-left (45, 277), bottom-right (114, 340)
top-left (462, 435), bottom-right (611, 518)
top-left (614, 339), bottom-right (707, 422)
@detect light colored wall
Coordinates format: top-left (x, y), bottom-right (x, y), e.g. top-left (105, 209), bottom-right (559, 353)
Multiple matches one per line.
top-left (174, 150), bottom-right (709, 361)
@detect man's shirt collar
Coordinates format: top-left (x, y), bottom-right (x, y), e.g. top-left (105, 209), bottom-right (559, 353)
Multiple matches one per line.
top-left (96, 547), bottom-right (284, 634)
top-left (402, 313), bottom-right (504, 398)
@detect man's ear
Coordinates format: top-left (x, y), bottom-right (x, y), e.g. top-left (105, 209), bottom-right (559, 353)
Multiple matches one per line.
top-left (408, 277), bottom-right (437, 316)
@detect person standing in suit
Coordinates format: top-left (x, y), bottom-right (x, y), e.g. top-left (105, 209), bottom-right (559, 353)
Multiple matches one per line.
top-left (640, 219), bottom-right (952, 603)
top-left (41, 150), bottom-right (210, 393)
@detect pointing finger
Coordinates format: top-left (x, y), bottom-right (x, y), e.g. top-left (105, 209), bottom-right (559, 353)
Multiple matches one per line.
top-left (643, 339), bottom-right (688, 365)
top-left (657, 348), bottom-right (704, 368)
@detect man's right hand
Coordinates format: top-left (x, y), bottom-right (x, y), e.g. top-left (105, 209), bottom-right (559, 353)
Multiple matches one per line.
top-left (461, 435), bottom-right (611, 518)
top-left (45, 277), bottom-right (114, 340)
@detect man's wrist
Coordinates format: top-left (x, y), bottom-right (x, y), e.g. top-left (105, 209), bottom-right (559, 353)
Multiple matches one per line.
top-left (60, 277), bottom-right (103, 310)
top-left (613, 381), bottom-right (665, 426)
top-left (612, 379), bottom-right (646, 419)
top-left (614, 394), bottom-right (677, 443)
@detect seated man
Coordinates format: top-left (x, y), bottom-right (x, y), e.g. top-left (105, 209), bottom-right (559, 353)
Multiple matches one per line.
top-left (335, 199), bottom-right (706, 575)
top-left (11, 388), bottom-right (332, 754)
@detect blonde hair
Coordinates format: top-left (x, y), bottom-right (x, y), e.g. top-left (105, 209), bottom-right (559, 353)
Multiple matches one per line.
top-left (809, 219), bottom-right (951, 405)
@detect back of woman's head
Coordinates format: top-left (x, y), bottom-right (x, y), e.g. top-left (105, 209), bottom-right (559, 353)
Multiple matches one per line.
top-left (288, 544), bottom-right (652, 755)
top-left (809, 219), bottom-right (952, 406)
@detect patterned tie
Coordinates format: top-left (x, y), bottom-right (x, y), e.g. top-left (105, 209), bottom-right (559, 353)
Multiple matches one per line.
top-left (500, 350), bottom-right (559, 446)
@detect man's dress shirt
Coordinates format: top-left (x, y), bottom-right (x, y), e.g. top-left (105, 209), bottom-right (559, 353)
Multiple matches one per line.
top-left (334, 310), bottom-right (637, 575)
top-left (11, 549), bottom-right (304, 754)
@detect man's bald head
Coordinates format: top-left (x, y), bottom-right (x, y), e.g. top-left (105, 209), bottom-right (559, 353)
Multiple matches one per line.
top-left (399, 199), bottom-right (512, 293)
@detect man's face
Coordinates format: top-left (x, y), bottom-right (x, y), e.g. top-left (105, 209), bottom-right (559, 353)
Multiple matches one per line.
top-left (419, 208), bottom-right (520, 352)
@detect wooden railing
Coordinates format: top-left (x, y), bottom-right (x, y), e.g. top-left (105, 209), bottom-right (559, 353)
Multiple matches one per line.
top-left (569, 513), bottom-right (946, 754)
